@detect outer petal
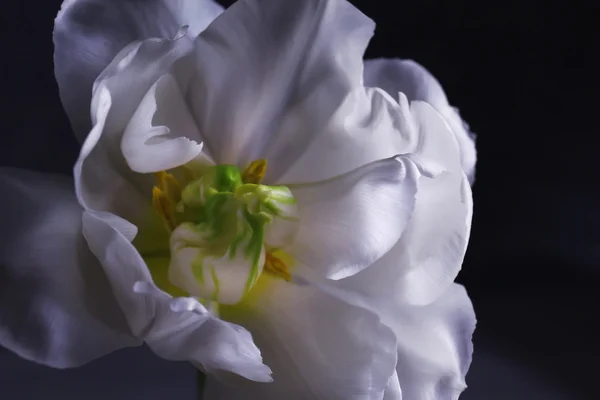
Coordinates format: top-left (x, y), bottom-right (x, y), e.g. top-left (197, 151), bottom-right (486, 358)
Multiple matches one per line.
top-left (54, 0), bottom-right (223, 140)
top-left (0, 168), bottom-right (138, 368)
top-left (304, 282), bottom-right (475, 399)
top-left (287, 156), bottom-right (421, 280)
top-left (364, 59), bottom-right (477, 183)
top-left (188, 0), bottom-right (374, 180)
top-left (206, 274), bottom-right (398, 400)
top-left (339, 102), bottom-right (472, 306)
top-left (392, 284), bottom-right (476, 400)
top-left (81, 210), bottom-right (271, 382)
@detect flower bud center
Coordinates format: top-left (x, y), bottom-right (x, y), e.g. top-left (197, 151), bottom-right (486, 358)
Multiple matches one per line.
top-left (151, 161), bottom-right (297, 305)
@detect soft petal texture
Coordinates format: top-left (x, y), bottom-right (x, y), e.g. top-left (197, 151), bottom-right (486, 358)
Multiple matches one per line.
top-left (277, 88), bottom-right (420, 184)
top-left (54, 0), bottom-right (223, 140)
top-left (74, 33), bottom-right (194, 227)
top-left (339, 102), bottom-right (472, 306)
top-left (0, 168), bottom-right (138, 368)
top-left (288, 156), bottom-right (421, 280)
top-left (168, 222), bottom-right (266, 305)
top-left (392, 284), bottom-right (475, 400)
top-left (364, 59), bottom-right (477, 183)
top-left (297, 282), bottom-right (475, 399)
top-left (383, 371), bottom-right (403, 400)
top-left (206, 274), bottom-right (398, 400)
top-left (121, 73), bottom-right (203, 173)
top-left (81, 210), bottom-right (271, 381)
top-left (188, 0), bottom-right (375, 181)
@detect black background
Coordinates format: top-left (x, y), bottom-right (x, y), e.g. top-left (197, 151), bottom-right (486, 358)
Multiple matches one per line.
top-left (1, 0), bottom-right (598, 399)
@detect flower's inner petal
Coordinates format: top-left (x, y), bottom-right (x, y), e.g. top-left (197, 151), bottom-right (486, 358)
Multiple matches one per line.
top-left (187, 0), bottom-right (375, 180)
top-left (121, 73), bottom-right (204, 173)
top-left (286, 155), bottom-right (422, 280)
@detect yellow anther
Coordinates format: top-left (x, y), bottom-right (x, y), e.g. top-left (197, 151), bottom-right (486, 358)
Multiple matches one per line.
top-left (154, 171), bottom-right (181, 204)
top-left (242, 159), bottom-right (268, 184)
top-left (264, 251), bottom-right (292, 281)
top-left (152, 186), bottom-right (177, 232)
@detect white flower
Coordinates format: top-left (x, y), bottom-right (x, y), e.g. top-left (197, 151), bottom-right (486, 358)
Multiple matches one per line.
top-left (0, 0), bottom-right (476, 399)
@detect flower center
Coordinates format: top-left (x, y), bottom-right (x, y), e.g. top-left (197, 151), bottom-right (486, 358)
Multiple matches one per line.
top-left (150, 160), bottom-right (298, 305)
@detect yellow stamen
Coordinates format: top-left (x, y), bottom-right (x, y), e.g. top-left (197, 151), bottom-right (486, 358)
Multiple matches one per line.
top-left (242, 159), bottom-right (268, 184)
top-left (152, 171), bottom-right (182, 232)
top-left (154, 171), bottom-right (182, 204)
top-left (264, 251), bottom-right (292, 281)
top-left (152, 186), bottom-right (177, 232)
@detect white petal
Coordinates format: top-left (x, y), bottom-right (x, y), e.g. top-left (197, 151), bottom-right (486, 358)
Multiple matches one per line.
top-left (301, 282), bottom-right (475, 399)
top-left (0, 168), bottom-right (138, 368)
top-left (392, 284), bottom-right (476, 400)
top-left (339, 102), bottom-right (472, 306)
top-left (168, 223), bottom-right (266, 305)
top-left (188, 0), bottom-right (374, 180)
top-left (277, 87), bottom-right (419, 184)
top-left (287, 156), bottom-right (421, 280)
top-left (204, 274), bottom-right (397, 399)
top-left (121, 73), bottom-right (203, 173)
top-left (364, 59), bottom-right (477, 183)
top-left (54, 0), bottom-right (223, 140)
top-left (81, 210), bottom-right (271, 381)
top-left (383, 370), bottom-right (403, 400)
top-left (74, 34), bottom-right (192, 226)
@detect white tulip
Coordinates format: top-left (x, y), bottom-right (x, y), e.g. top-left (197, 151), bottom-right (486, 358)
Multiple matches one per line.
top-left (0, 0), bottom-right (476, 399)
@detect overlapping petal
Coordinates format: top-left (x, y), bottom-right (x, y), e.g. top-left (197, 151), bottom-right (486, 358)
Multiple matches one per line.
top-left (73, 33), bottom-right (194, 228)
top-left (288, 155), bottom-right (421, 280)
top-left (187, 0), bottom-right (375, 182)
top-left (204, 273), bottom-right (398, 400)
top-left (54, 0), bottom-right (223, 141)
top-left (392, 284), bottom-right (475, 400)
top-left (277, 87), bottom-right (418, 184)
top-left (82, 210), bottom-right (272, 381)
top-left (339, 102), bottom-right (472, 306)
top-left (0, 168), bottom-right (138, 368)
top-left (121, 73), bottom-right (204, 173)
top-left (364, 59), bottom-right (477, 183)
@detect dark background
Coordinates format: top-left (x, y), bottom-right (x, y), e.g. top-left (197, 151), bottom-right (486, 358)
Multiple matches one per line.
top-left (1, 0), bottom-right (598, 399)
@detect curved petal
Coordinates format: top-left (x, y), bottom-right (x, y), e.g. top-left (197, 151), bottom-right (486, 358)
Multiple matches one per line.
top-left (74, 33), bottom-right (194, 227)
top-left (364, 59), bottom-right (477, 183)
top-left (188, 0), bottom-right (375, 180)
top-left (287, 155), bottom-right (422, 280)
top-left (207, 273), bottom-right (397, 400)
top-left (339, 102), bottom-right (472, 306)
top-left (121, 73), bottom-right (203, 173)
top-left (54, 0), bottom-right (223, 141)
top-left (277, 88), bottom-right (420, 184)
top-left (392, 284), bottom-right (476, 400)
top-left (81, 210), bottom-right (271, 382)
top-left (0, 168), bottom-right (138, 368)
